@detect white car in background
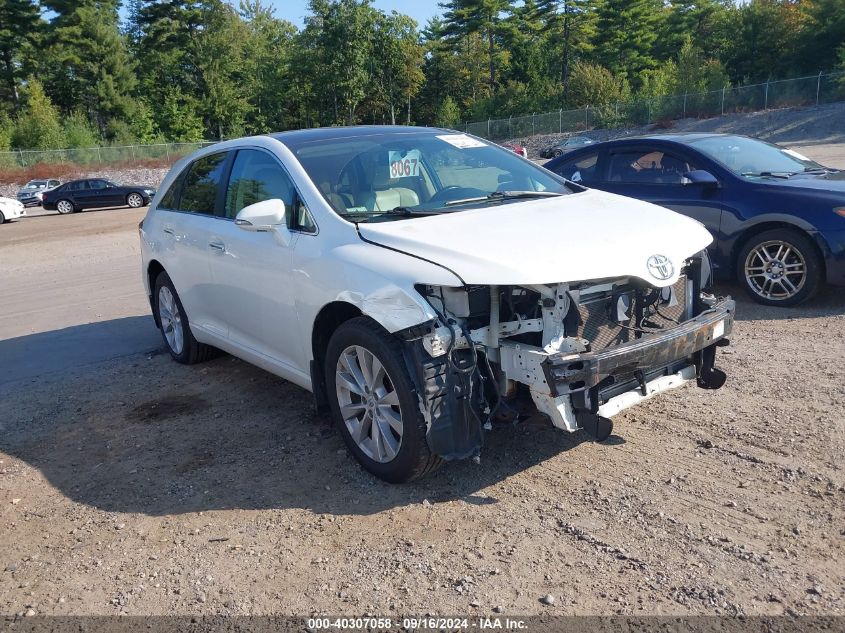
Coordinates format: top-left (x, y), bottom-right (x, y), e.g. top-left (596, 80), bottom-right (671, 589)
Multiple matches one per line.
top-left (0, 196), bottom-right (25, 223)
top-left (16, 179), bottom-right (61, 207)
top-left (139, 126), bottom-right (734, 482)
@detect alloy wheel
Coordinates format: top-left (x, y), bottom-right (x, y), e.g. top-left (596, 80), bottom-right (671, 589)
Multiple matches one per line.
top-left (335, 345), bottom-right (403, 463)
top-left (56, 200), bottom-right (74, 214)
top-left (128, 193), bottom-right (144, 208)
top-left (158, 285), bottom-right (184, 355)
top-left (744, 239), bottom-right (806, 301)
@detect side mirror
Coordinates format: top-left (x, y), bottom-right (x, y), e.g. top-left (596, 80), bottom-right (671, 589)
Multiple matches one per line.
top-left (235, 198), bottom-right (291, 245)
top-left (682, 170), bottom-right (720, 187)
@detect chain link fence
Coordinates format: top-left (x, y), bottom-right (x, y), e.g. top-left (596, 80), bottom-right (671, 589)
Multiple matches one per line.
top-left (0, 141), bottom-right (215, 169)
top-left (465, 71), bottom-right (845, 141)
top-left (2, 71), bottom-right (844, 168)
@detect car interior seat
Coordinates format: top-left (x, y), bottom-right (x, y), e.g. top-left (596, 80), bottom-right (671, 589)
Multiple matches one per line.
top-left (361, 167), bottom-right (420, 212)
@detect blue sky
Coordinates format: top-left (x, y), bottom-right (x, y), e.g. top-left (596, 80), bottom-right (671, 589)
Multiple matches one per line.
top-left (264, 0), bottom-right (441, 28)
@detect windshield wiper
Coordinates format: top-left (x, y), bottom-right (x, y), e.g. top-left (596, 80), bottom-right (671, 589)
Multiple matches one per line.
top-left (741, 171), bottom-right (792, 179)
top-left (444, 190), bottom-right (564, 207)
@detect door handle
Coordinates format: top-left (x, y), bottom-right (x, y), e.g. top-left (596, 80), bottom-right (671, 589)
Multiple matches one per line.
top-left (163, 226), bottom-right (174, 235)
top-left (209, 241), bottom-right (225, 253)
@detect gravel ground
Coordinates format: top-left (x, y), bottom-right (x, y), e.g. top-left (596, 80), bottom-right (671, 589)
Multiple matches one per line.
top-left (0, 183), bottom-right (843, 618)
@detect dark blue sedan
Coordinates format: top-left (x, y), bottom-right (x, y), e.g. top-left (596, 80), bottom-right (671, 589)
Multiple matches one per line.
top-left (544, 133), bottom-right (845, 306)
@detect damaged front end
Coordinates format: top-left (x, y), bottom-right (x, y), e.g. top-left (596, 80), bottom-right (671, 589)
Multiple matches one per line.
top-left (398, 251), bottom-right (734, 460)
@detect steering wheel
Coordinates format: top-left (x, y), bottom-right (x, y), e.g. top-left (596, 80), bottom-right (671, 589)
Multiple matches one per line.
top-left (428, 186), bottom-right (487, 204)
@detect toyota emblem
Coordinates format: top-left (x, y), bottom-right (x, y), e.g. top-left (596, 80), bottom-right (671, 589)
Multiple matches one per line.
top-left (647, 254), bottom-right (674, 280)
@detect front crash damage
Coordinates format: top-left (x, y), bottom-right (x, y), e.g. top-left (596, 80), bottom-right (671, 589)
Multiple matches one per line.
top-left (396, 251), bottom-right (733, 460)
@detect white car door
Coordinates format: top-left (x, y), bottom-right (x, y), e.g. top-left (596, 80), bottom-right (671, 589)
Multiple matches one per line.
top-left (161, 151), bottom-right (231, 338)
top-left (206, 148), bottom-right (307, 370)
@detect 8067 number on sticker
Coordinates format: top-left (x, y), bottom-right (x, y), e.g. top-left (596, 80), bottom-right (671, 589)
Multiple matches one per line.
top-left (388, 149), bottom-right (421, 178)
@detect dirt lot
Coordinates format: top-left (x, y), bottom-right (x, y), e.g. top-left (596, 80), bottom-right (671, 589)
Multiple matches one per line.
top-left (1, 184), bottom-right (843, 618)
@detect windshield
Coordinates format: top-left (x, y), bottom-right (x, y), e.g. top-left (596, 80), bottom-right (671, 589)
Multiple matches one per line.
top-left (286, 131), bottom-right (572, 222)
top-left (24, 181), bottom-right (47, 189)
top-left (688, 136), bottom-right (825, 178)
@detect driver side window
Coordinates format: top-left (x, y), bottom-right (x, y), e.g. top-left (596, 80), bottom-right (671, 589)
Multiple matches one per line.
top-left (225, 149), bottom-right (316, 232)
top-left (607, 149), bottom-right (695, 185)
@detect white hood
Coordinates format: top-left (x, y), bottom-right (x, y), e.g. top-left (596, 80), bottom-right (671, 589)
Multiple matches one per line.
top-left (357, 189), bottom-right (713, 287)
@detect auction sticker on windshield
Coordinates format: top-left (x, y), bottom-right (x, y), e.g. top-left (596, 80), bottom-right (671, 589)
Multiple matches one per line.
top-left (388, 150), bottom-right (422, 177)
top-left (436, 134), bottom-right (487, 149)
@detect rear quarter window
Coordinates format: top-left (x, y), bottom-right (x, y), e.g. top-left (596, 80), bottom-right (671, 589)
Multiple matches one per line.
top-left (554, 151), bottom-right (600, 184)
top-left (158, 169), bottom-right (188, 210)
top-left (179, 152), bottom-right (229, 214)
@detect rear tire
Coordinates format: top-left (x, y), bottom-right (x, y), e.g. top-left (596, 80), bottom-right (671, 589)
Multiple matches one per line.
top-left (127, 193), bottom-right (144, 208)
top-left (0, 211), bottom-right (5, 223)
top-left (737, 228), bottom-right (822, 306)
top-left (56, 199), bottom-right (75, 214)
top-left (553, 149), bottom-right (563, 157)
top-left (153, 271), bottom-right (217, 364)
top-left (325, 317), bottom-right (441, 483)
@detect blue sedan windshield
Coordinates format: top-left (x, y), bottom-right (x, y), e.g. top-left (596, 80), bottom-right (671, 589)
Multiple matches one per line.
top-left (688, 136), bottom-right (824, 177)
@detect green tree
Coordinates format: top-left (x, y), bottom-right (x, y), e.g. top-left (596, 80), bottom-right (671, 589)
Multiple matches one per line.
top-left (0, 0), bottom-right (42, 111)
top-left (12, 79), bottom-right (65, 149)
top-left (239, 0), bottom-right (299, 133)
top-left (43, 1), bottom-right (137, 131)
top-left (158, 90), bottom-right (205, 142)
top-left (592, 0), bottom-right (662, 87)
top-left (440, 0), bottom-right (515, 94)
top-left (797, 0), bottom-right (845, 74)
top-left (63, 110), bottom-right (101, 147)
top-left (370, 12), bottom-right (425, 124)
top-left (436, 95), bottom-right (461, 128)
top-left (535, 0), bottom-right (596, 86)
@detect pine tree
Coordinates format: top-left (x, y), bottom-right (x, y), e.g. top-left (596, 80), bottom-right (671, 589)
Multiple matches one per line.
top-left (592, 0), bottom-right (662, 87)
top-left (440, 0), bottom-right (515, 93)
top-left (42, 1), bottom-right (137, 131)
top-left (535, 0), bottom-right (597, 87)
top-left (0, 0), bottom-right (42, 110)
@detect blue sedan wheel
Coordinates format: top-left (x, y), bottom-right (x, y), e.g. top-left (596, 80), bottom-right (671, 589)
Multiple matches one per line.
top-left (739, 229), bottom-right (822, 306)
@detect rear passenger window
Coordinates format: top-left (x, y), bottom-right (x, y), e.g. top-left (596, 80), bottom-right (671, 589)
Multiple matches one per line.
top-left (179, 152), bottom-right (228, 214)
top-left (67, 181), bottom-right (87, 191)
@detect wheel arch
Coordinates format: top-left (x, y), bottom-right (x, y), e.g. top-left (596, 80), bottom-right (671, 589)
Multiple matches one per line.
top-left (731, 220), bottom-right (826, 279)
top-left (310, 301), bottom-right (364, 413)
top-left (147, 259), bottom-right (166, 328)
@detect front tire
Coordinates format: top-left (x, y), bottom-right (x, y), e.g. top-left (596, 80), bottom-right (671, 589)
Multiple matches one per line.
top-left (737, 228), bottom-right (822, 306)
top-left (127, 193), bottom-right (144, 208)
top-left (0, 211), bottom-right (5, 223)
top-left (153, 271), bottom-right (216, 364)
top-left (325, 317), bottom-right (441, 483)
top-left (56, 199), bottom-right (75, 214)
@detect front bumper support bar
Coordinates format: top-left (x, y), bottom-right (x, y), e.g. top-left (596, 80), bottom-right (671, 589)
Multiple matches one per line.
top-left (543, 298), bottom-right (735, 397)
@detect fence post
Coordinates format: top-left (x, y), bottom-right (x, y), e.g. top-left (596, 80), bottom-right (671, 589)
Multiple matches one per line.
top-left (585, 106), bottom-right (589, 128)
top-left (816, 71), bottom-right (822, 105)
top-left (647, 100), bottom-right (651, 124)
top-left (532, 113), bottom-right (535, 136)
top-left (721, 86), bottom-right (725, 115)
top-left (764, 80), bottom-right (769, 109)
top-left (97, 146), bottom-right (102, 163)
top-left (17, 149), bottom-right (24, 167)
top-left (508, 116), bottom-right (512, 138)
top-left (559, 108), bottom-right (562, 133)
top-left (487, 118), bottom-right (490, 138)
top-left (683, 93), bottom-right (687, 118)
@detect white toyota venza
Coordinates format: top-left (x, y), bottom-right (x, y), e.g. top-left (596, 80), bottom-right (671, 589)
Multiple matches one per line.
top-left (140, 126), bottom-right (734, 482)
